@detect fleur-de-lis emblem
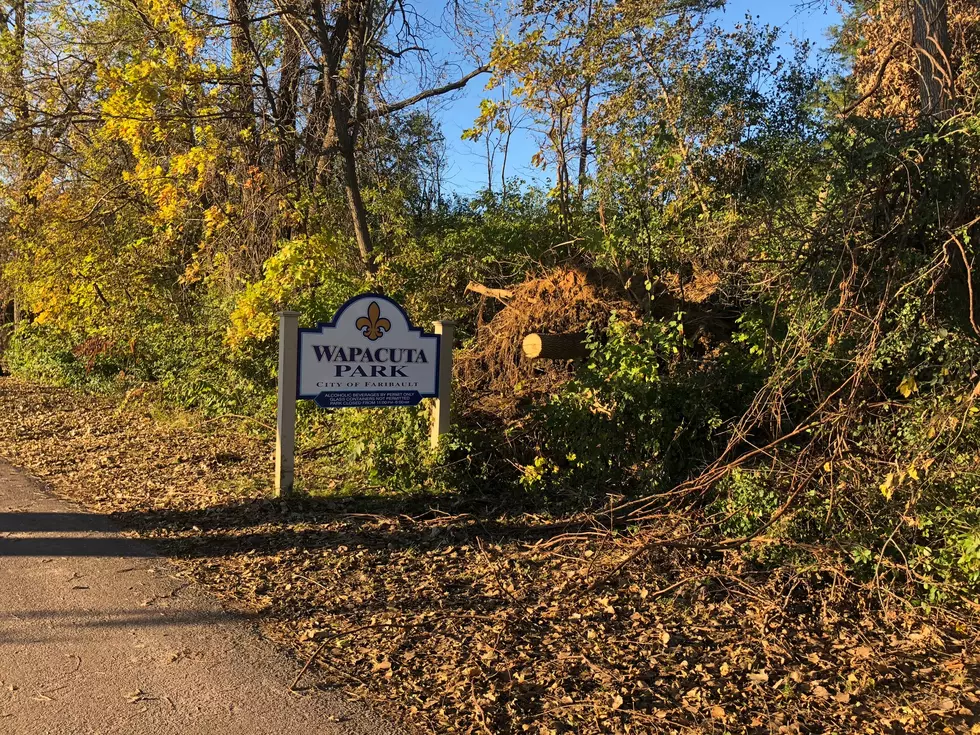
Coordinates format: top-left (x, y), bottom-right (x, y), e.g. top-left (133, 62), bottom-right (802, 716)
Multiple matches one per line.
top-left (356, 301), bottom-right (391, 341)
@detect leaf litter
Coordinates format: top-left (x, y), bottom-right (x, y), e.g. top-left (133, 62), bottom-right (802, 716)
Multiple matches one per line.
top-left (0, 378), bottom-right (978, 734)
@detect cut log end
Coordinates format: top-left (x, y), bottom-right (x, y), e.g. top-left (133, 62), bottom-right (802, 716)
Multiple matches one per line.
top-left (522, 333), bottom-right (589, 360)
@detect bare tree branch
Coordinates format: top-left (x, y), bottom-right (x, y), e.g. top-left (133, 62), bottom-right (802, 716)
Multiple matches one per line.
top-left (363, 65), bottom-right (489, 120)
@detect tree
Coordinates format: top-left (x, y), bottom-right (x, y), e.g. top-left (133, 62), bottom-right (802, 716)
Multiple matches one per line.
top-left (0, 0), bottom-right (490, 338)
top-left (475, 0), bottom-right (723, 233)
top-left (260, 0), bottom-right (488, 273)
top-left (844, 0), bottom-right (976, 121)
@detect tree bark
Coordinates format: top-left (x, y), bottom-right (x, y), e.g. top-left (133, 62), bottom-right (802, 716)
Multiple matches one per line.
top-left (577, 80), bottom-right (591, 198)
top-left (12, 0), bottom-right (27, 129)
top-left (913, 0), bottom-right (953, 118)
top-left (486, 135), bottom-right (494, 194)
top-left (303, 0), bottom-right (485, 275)
top-left (229, 0), bottom-right (257, 136)
top-left (12, 0), bottom-right (34, 207)
top-left (325, 3), bottom-right (376, 273)
top-left (336, 117), bottom-right (377, 274)
top-left (551, 118), bottom-right (572, 231)
top-left (577, 0), bottom-right (596, 198)
top-left (500, 125), bottom-right (511, 197)
top-left (307, 0), bottom-right (377, 273)
top-left (274, 18), bottom-right (302, 179)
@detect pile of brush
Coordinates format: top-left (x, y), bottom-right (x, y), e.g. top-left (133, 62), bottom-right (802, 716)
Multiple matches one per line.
top-left (456, 267), bottom-right (638, 419)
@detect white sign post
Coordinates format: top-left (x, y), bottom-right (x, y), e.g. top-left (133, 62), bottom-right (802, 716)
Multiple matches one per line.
top-left (275, 310), bottom-right (301, 496)
top-left (274, 295), bottom-right (452, 497)
top-left (430, 320), bottom-right (454, 449)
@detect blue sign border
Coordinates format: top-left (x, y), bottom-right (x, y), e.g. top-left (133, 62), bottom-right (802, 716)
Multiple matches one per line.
top-left (296, 293), bottom-right (441, 406)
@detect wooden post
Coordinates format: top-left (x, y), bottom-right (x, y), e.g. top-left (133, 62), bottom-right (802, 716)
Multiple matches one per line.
top-left (275, 310), bottom-right (300, 497)
top-left (430, 320), bottom-right (455, 449)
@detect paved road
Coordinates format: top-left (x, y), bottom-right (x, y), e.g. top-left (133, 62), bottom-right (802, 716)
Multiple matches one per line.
top-left (0, 462), bottom-right (402, 735)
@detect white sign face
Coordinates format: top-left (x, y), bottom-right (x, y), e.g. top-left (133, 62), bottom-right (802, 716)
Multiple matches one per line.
top-left (297, 294), bottom-right (440, 408)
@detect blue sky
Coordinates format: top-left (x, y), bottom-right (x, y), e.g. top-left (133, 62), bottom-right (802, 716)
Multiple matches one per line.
top-left (428, 0), bottom-right (843, 196)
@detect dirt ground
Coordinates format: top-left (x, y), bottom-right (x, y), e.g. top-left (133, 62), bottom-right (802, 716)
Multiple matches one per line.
top-left (0, 377), bottom-right (977, 734)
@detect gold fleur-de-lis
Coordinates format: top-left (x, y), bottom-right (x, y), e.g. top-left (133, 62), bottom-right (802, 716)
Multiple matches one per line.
top-left (356, 301), bottom-right (391, 341)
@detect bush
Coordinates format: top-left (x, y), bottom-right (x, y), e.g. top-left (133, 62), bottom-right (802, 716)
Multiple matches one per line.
top-left (512, 312), bottom-right (762, 505)
top-left (7, 324), bottom-right (126, 392)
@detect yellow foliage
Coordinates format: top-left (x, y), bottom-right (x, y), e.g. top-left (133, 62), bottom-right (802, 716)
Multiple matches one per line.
top-left (226, 234), bottom-right (363, 348)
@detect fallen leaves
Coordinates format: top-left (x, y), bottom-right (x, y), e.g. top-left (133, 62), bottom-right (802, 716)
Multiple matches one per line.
top-left (125, 689), bottom-right (152, 703)
top-left (1, 378), bottom-right (979, 734)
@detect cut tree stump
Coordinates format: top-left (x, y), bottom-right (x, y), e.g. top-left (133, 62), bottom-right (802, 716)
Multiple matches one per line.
top-left (522, 333), bottom-right (588, 360)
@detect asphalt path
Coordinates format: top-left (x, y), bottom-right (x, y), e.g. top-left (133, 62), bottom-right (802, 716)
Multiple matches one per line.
top-left (0, 461), bottom-right (402, 735)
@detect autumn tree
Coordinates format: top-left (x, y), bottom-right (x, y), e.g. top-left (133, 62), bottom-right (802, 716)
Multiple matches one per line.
top-left (844, 0), bottom-right (978, 120)
top-left (0, 0), bottom-right (100, 325)
top-left (0, 0), bottom-right (489, 343)
top-left (473, 0), bottom-right (724, 231)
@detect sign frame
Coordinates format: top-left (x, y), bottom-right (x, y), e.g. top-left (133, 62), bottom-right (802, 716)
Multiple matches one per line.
top-left (274, 296), bottom-right (454, 497)
top-left (295, 293), bottom-right (441, 409)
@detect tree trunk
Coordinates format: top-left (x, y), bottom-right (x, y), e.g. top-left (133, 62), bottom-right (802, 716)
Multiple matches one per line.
top-left (229, 0), bottom-right (256, 135)
top-left (348, 0), bottom-right (371, 148)
top-left (578, 80), bottom-right (591, 198)
top-left (551, 119), bottom-right (571, 232)
top-left (913, 0), bottom-right (953, 118)
top-left (271, 21), bottom-right (302, 244)
top-left (310, 0), bottom-right (376, 275)
top-left (577, 0), bottom-right (596, 198)
top-left (327, 84), bottom-right (376, 273)
top-left (12, 0), bottom-right (34, 207)
top-left (13, 0), bottom-right (27, 132)
top-left (500, 126), bottom-right (511, 197)
top-left (486, 135), bottom-right (494, 194)
top-left (339, 133), bottom-right (376, 274)
top-left (274, 21), bottom-right (302, 179)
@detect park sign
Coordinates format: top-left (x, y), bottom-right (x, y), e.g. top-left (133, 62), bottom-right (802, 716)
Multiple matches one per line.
top-left (274, 295), bottom-right (454, 496)
top-left (297, 294), bottom-right (440, 408)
